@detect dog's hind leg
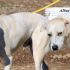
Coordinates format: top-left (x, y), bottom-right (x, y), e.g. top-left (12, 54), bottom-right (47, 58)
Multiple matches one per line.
top-left (0, 42), bottom-right (12, 70)
top-left (32, 25), bottom-right (49, 70)
top-left (4, 55), bottom-right (13, 70)
top-left (1, 46), bottom-right (13, 70)
top-left (4, 44), bottom-right (13, 70)
top-left (4, 42), bottom-right (13, 70)
top-left (0, 28), bottom-right (12, 70)
top-left (0, 46), bottom-right (11, 70)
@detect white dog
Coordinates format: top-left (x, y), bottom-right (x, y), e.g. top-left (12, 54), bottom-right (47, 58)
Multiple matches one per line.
top-left (0, 12), bottom-right (49, 70)
top-left (45, 7), bottom-right (70, 51)
top-left (46, 15), bottom-right (70, 51)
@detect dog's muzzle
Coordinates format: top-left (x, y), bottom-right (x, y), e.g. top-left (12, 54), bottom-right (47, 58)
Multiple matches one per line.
top-left (52, 45), bottom-right (58, 51)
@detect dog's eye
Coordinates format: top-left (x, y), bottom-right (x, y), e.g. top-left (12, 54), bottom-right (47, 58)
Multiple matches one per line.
top-left (48, 34), bottom-right (52, 37)
top-left (58, 32), bottom-right (62, 36)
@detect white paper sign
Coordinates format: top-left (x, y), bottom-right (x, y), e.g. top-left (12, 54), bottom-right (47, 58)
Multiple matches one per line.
top-left (45, 7), bottom-right (70, 20)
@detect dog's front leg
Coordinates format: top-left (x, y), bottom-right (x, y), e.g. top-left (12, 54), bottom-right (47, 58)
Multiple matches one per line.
top-left (32, 25), bottom-right (49, 70)
top-left (32, 43), bottom-right (49, 70)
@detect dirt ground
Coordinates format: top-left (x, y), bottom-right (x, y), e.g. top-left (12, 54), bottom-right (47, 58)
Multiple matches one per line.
top-left (0, 0), bottom-right (70, 70)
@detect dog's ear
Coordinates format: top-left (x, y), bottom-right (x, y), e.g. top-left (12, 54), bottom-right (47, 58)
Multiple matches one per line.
top-left (59, 15), bottom-right (70, 36)
top-left (64, 20), bottom-right (70, 36)
top-left (65, 21), bottom-right (69, 26)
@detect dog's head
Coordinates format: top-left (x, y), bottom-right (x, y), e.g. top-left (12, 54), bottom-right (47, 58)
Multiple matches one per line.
top-left (46, 16), bottom-right (70, 51)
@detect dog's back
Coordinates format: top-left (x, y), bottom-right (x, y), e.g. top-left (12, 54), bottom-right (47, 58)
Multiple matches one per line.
top-left (0, 12), bottom-right (46, 49)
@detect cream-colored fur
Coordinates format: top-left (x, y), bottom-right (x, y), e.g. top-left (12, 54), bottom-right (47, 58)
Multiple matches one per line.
top-left (0, 12), bottom-right (48, 70)
top-left (46, 15), bottom-right (70, 51)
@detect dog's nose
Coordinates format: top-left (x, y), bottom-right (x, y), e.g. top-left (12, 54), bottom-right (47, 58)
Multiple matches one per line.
top-left (52, 45), bottom-right (58, 51)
